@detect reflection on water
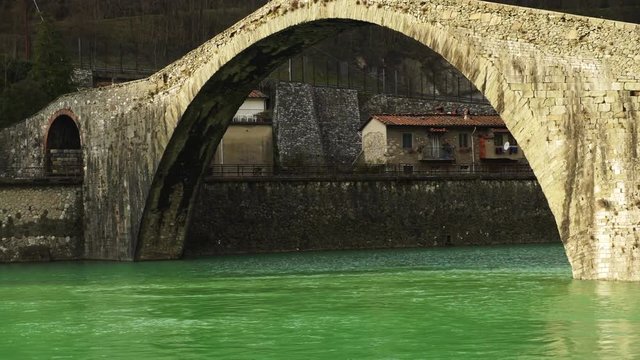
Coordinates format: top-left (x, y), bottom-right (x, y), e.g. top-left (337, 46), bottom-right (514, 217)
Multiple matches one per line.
top-left (544, 280), bottom-right (640, 359)
top-left (0, 244), bottom-right (639, 359)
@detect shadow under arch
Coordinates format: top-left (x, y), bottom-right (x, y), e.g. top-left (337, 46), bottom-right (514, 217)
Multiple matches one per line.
top-left (45, 110), bottom-right (83, 177)
top-left (135, 12), bottom-right (545, 260)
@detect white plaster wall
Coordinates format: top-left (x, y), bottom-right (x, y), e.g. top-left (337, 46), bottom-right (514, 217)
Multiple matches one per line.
top-left (362, 119), bottom-right (387, 164)
top-left (235, 98), bottom-right (266, 119)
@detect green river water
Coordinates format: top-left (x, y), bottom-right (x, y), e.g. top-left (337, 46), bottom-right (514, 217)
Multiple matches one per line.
top-left (1, 244), bottom-right (639, 359)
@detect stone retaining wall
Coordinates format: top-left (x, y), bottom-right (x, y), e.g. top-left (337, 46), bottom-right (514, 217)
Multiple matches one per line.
top-left (0, 184), bottom-right (83, 262)
top-left (273, 82), bottom-right (361, 167)
top-left (186, 178), bottom-right (560, 256)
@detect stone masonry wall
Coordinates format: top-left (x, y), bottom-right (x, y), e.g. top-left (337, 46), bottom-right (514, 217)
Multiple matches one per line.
top-left (0, 184), bottom-right (83, 262)
top-left (185, 179), bottom-right (560, 256)
top-left (274, 82), bottom-right (362, 167)
top-left (312, 87), bottom-right (362, 165)
top-left (273, 83), bottom-right (326, 166)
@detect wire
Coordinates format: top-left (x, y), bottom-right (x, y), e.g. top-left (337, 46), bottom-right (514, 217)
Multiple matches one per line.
top-left (32, 0), bottom-right (44, 22)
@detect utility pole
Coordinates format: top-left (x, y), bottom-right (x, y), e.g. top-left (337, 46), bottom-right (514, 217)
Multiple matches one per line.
top-left (4, 55), bottom-right (8, 90)
top-left (24, 0), bottom-right (30, 60)
top-left (78, 38), bottom-right (82, 67)
top-left (381, 58), bottom-right (386, 93)
top-left (24, 0), bottom-right (44, 60)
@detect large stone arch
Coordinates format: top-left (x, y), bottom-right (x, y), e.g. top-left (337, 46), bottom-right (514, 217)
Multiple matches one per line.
top-left (134, 1), bottom-right (579, 269)
top-left (1, 0), bottom-right (638, 280)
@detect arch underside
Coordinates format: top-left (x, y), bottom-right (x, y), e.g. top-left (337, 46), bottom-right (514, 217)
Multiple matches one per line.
top-left (135, 20), bottom-right (370, 259)
top-left (134, 13), bottom-right (546, 261)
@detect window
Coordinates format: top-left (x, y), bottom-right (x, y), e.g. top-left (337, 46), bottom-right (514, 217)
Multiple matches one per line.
top-left (459, 133), bottom-right (469, 148)
top-left (402, 133), bottom-right (413, 149)
top-left (494, 133), bottom-right (504, 146)
top-left (403, 165), bottom-right (414, 174)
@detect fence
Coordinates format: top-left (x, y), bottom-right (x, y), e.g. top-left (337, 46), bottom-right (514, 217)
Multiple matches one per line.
top-left (0, 163), bottom-right (534, 184)
top-left (206, 163), bottom-right (535, 180)
top-left (264, 47), bottom-right (491, 105)
top-left (67, 36), bottom-right (491, 106)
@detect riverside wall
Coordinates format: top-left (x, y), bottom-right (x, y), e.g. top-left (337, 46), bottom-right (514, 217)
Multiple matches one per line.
top-left (0, 183), bottom-right (84, 262)
top-left (185, 178), bottom-right (560, 256)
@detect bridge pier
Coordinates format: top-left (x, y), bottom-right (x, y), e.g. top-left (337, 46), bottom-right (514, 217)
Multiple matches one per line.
top-left (565, 208), bottom-right (640, 281)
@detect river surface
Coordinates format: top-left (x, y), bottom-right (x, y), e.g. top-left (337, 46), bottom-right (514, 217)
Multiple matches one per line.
top-left (1, 244), bottom-right (639, 359)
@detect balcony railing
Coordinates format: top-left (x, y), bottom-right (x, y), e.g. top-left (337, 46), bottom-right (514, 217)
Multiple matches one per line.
top-left (419, 145), bottom-right (456, 161)
top-left (232, 114), bottom-right (271, 124)
top-left (494, 146), bottom-right (519, 155)
top-left (480, 143), bottom-right (521, 160)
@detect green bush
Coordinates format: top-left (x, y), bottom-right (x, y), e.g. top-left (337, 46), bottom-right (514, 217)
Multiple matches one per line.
top-left (0, 15), bottom-right (72, 129)
top-left (0, 78), bottom-right (49, 128)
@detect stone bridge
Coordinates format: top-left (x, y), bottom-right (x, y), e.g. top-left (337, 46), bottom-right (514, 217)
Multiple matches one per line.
top-left (0, 0), bottom-right (639, 280)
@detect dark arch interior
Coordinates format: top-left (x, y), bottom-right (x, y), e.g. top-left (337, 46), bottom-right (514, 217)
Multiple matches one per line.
top-left (47, 116), bottom-right (81, 150)
top-left (46, 115), bottom-right (82, 176)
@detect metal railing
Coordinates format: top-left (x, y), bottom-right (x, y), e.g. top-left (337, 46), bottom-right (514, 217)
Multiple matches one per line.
top-left (206, 163), bottom-right (535, 180)
top-left (232, 115), bottom-right (272, 124)
top-left (419, 145), bottom-right (456, 161)
top-left (0, 163), bottom-right (534, 184)
top-left (493, 146), bottom-right (520, 155)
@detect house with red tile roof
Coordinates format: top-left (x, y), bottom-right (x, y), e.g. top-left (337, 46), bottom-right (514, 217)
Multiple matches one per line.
top-left (360, 113), bottom-right (527, 172)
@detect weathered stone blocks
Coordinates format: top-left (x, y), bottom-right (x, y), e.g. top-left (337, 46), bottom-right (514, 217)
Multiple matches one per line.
top-left (0, 184), bottom-right (83, 262)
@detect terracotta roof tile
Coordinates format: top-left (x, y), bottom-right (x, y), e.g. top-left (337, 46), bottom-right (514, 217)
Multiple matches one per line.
top-left (248, 90), bottom-right (268, 98)
top-left (371, 114), bottom-right (506, 128)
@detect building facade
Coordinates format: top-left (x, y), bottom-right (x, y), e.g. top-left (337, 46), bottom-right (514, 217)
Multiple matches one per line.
top-left (211, 90), bottom-right (273, 174)
top-left (361, 113), bottom-right (528, 173)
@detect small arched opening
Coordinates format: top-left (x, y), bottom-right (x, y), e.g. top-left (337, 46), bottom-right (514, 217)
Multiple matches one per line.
top-left (45, 113), bottom-right (83, 177)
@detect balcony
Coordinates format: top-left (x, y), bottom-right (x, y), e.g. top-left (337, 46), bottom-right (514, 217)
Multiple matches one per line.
top-left (480, 143), bottom-right (521, 161)
top-left (232, 112), bottom-right (272, 124)
top-left (419, 145), bottom-right (455, 161)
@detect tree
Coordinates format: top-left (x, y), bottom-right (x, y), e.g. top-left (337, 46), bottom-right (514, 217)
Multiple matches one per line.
top-left (0, 77), bottom-right (48, 128)
top-left (30, 14), bottom-right (73, 97)
top-left (0, 14), bottom-right (72, 129)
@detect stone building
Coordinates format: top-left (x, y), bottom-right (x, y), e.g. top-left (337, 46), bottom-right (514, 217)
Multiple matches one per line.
top-left (360, 113), bottom-right (528, 173)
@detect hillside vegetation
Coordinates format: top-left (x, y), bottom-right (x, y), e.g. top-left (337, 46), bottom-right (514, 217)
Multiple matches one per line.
top-left (1, 0), bottom-right (638, 69)
top-left (0, 0), bottom-right (638, 128)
